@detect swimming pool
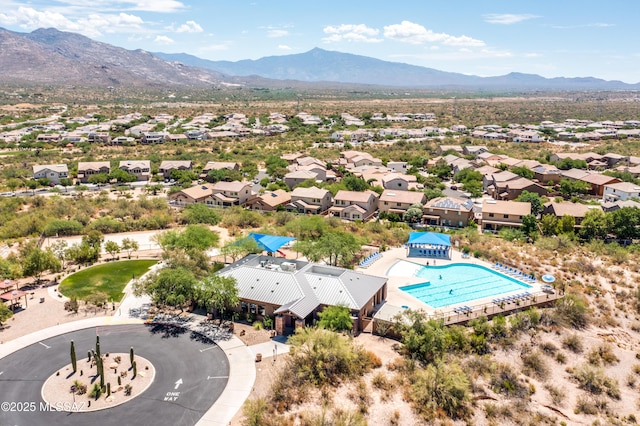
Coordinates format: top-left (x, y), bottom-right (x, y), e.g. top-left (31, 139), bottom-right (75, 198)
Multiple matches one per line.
top-left (399, 263), bottom-right (531, 309)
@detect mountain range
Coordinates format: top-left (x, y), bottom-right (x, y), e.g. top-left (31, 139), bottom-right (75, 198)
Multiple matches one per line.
top-left (1, 27), bottom-right (638, 92)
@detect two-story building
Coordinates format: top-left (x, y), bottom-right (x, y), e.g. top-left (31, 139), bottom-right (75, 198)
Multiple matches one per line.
top-left (119, 160), bottom-right (151, 181)
top-left (210, 181), bottom-right (253, 207)
top-left (329, 190), bottom-right (379, 221)
top-left (378, 190), bottom-right (427, 216)
top-left (286, 187), bottom-right (333, 214)
top-left (603, 182), bottom-right (640, 202)
top-left (245, 190), bottom-right (292, 212)
top-left (423, 197), bottom-right (475, 228)
top-left (169, 184), bottom-right (215, 206)
top-left (33, 164), bottom-right (69, 184)
top-left (158, 160), bottom-right (193, 180)
top-left (481, 199), bottom-right (531, 232)
top-left (76, 161), bottom-right (110, 183)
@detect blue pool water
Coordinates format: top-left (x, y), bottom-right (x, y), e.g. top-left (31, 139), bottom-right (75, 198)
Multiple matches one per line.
top-left (399, 263), bottom-right (531, 309)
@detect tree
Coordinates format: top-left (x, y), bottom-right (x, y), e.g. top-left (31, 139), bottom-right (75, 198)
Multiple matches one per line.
top-left (220, 237), bottom-right (260, 263)
top-left (515, 191), bottom-right (544, 216)
top-left (181, 203), bottom-right (221, 225)
top-left (293, 230), bottom-right (363, 267)
top-left (539, 214), bottom-right (558, 236)
top-left (21, 245), bottom-right (61, 283)
top-left (156, 225), bottom-right (219, 252)
top-left (120, 238), bottom-right (139, 259)
top-left (606, 207), bottom-right (640, 240)
top-left (50, 240), bottom-right (69, 269)
top-left (137, 267), bottom-right (197, 311)
top-left (557, 215), bottom-right (576, 235)
top-left (59, 177), bottom-right (74, 192)
top-left (44, 219), bottom-right (83, 237)
top-left (430, 159), bottom-right (452, 180)
top-left (104, 240), bottom-right (120, 260)
top-left (403, 203), bottom-right (424, 223)
top-left (0, 303), bottom-right (13, 326)
top-left (317, 305), bottom-right (353, 332)
top-left (197, 274), bottom-right (239, 318)
top-left (511, 166), bottom-right (535, 179)
top-left (521, 214), bottom-right (538, 237)
top-left (579, 209), bottom-right (607, 241)
top-left (559, 179), bottom-right (591, 198)
top-left (109, 168), bottom-right (137, 183)
top-left (342, 175), bottom-right (369, 192)
top-left (392, 309), bottom-right (448, 365)
top-left (87, 173), bottom-right (109, 185)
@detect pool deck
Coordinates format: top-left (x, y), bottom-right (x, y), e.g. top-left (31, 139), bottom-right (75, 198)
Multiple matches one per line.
top-left (357, 247), bottom-right (561, 325)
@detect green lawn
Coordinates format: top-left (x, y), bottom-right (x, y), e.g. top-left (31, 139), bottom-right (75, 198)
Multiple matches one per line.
top-left (59, 259), bottom-right (158, 302)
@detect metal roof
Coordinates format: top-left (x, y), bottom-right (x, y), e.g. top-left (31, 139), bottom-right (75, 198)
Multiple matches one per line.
top-left (218, 255), bottom-right (387, 319)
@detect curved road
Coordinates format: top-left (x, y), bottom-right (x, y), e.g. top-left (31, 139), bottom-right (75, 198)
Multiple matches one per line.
top-left (0, 323), bottom-right (229, 426)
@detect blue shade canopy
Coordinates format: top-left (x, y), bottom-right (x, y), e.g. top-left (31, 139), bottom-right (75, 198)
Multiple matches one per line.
top-left (406, 232), bottom-right (451, 247)
top-left (247, 233), bottom-right (296, 252)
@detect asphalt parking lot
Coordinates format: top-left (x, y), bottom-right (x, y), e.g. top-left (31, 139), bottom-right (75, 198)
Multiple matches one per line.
top-left (0, 323), bottom-right (229, 426)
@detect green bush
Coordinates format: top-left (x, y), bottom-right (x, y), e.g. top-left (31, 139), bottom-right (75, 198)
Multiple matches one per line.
top-left (554, 294), bottom-right (590, 329)
top-left (562, 334), bottom-right (584, 353)
top-left (572, 364), bottom-right (620, 399)
top-left (521, 351), bottom-right (549, 380)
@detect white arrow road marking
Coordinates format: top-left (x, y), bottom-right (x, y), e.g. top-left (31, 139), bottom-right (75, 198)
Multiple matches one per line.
top-left (0, 371), bottom-right (4, 376)
top-left (174, 378), bottom-right (183, 390)
top-left (199, 346), bottom-right (217, 353)
top-left (38, 342), bottom-right (51, 349)
top-left (207, 376), bottom-right (229, 380)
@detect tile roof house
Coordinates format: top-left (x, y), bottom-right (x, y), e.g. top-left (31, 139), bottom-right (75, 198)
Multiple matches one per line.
top-left (201, 161), bottom-right (240, 181)
top-left (77, 161), bottom-right (110, 183)
top-left (482, 171), bottom-right (520, 195)
top-left (284, 170), bottom-right (319, 189)
top-left (379, 190), bottom-right (427, 215)
top-left (119, 160), bottom-right (151, 181)
top-left (542, 202), bottom-right (596, 227)
top-left (217, 255), bottom-right (387, 335)
top-left (603, 182), bottom-right (640, 202)
top-left (245, 190), bottom-right (292, 212)
top-left (169, 184), bottom-right (214, 205)
top-left (287, 186), bottom-right (333, 214)
top-left (481, 199), bottom-right (531, 232)
top-left (493, 177), bottom-right (548, 201)
top-left (381, 173), bottom-right (422, 191)
top-left (158, 160), bottom-right (193, 179)
top-left (533, 165), bottom-right (563, 184)
top-left (579, 174), bottom-right (621, 197)
top-left (33, 164), bottom-right (69, 184)
top-left (328, 190), bottom-right (379, 221)
top-left (423, 197), bottom-right (475, 228)
top-left (210, 181), bottom-right (253, 207)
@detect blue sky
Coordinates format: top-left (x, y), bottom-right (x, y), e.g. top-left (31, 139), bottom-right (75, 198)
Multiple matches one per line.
top-left (1, 0), bottom-right (638, 83)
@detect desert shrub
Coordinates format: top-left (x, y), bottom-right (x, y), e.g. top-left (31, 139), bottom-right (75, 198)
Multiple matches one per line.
top-left (540, 341), bottom-right (558, 356)
top-left (490, 363), bottom-right (528, 399)
top-left (361, 350), bottom-right (382, 369)
top-left (587, 343), bottom-right (619, 366)
top-left (572, 364), bottom-right (620, 399)
top-left (242, 398), bottom-right (269, 426)
top-left (253, 321), bottom-right (264, 330)
top-left (348, 379), bottom-right (370, 415)
top-left (371, 372), bottom-right (395, 394)
top-left (407, 361), bottom-right (471, 421)
top-left (554, 293), bottom-right (590, 329)
top-left (574, 396), bottom-right (599, 415)
top-left (522, 351), bottom-right (549, 380)
top-left (562, 334), bottom-right (584, 353)
top-left (545, 384), bottom-right (565, 406)
top-left (287, 327), bottom-right (375, 387)
top-left (555, 352), bottom-right (567, 364)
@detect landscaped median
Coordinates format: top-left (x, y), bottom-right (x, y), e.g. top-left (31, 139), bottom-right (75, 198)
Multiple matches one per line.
top-left (58, 260), bottom-right (158, 302)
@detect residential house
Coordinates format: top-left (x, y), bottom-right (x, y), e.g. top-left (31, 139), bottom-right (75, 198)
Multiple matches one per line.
top-left (451, 124), bottom-right (468, 133)
top-left (33, 164), bottom-right (69, 184)
top-left (287, 187), bottom-right (333, 214)
top-left (140, 132), bottom-right (167, 144)
top-left (378, 190), bottom-right (427, 215)
top-left (386, 161), bottom-right (408, 173)
top-left (579, 174), bottom-right (621, 197)
top-left (532, 165), bottom-right (563, 184)
top-left (341, 151), bottom-right (383, 168)
top-left (436, 145), bottom-right (463, 155)
top-left (201, 161), bottom-right (240, 181)
top-left (284, 170), bottom-right (319, 189)
top-left (245, 190), bottom-right (292, 212)
top-left (493, 177), bottom-right (547, 201)
top-left (603, 182), bottom-right (640, 202)
top-left (423, 197), bottom-right (474, 228)
top-left (482, 170), bottom-right (520, 195)
top-left (36, 133), bottom-right (62, 143)
top-left (481, 200), bottom-right (531, 232)
top-left (210, 181), bottom-right (253, 207)
top-left (602, 199), bottom-right (640, 213)
top-left (217, 255), bottom-right (387, 335)
top-left (158, 160), bottom-right (192, 179)
top-left (382, 173), bottom-right (422, 191)
top-left (542, 202), bottom-right (595, 228)
top-left (462, 145), bottom-right (488, 156)
top-left (329, 190), bottom-right (379, 221)
top-left (87, 132), bottom-right (111, 144)
top-left (169, 184), bottom-right (214, 206)
top-left (76, 161), bottom-right (110, 183)
top-left (119, 160), bottom-right (151, 181)
top-left (167, 134), bottom-right (188, 143)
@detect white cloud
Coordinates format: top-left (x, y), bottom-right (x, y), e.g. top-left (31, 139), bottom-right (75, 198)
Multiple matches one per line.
top-left (268, 29), bottom-right (289, 38)
top-left (278, 45), bottom-right (291, 50)
top-left (0, 7), bottom-right (144, 38)
top-left (322, 24), bottom-right (382, 43)
top-left (551, 22), bottom-right (615, 29)
top-left (175, 20), bottom-right (203, 33)
top-left (55, 0), bottom-right (185, 13)
top-left (383, 21), bottom-right (484, 47)
top-left (483, 14), bottom-right (539, 25)
top-left (154, 35), bottom-right (174, 45)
